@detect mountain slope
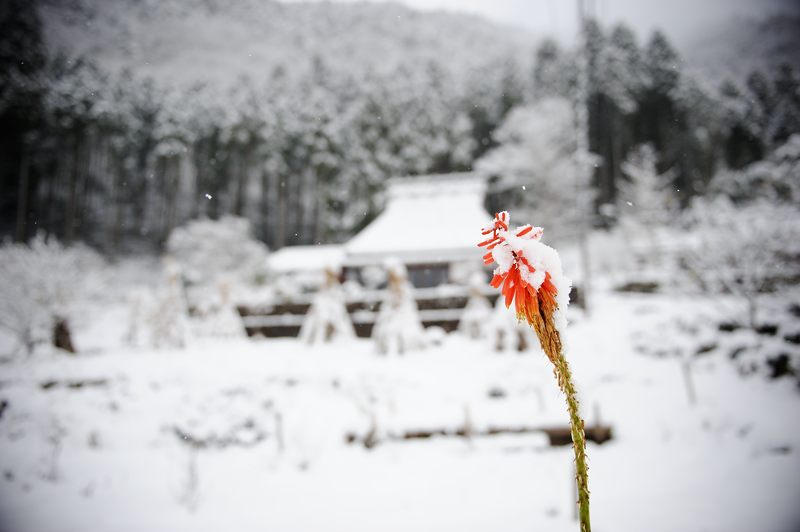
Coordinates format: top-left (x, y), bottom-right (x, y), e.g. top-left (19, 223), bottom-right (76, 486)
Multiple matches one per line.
top-left (40, 0), bottom-right (535, 91)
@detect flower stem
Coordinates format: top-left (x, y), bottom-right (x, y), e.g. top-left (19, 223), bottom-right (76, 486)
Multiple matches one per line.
top-left (530, 308), bottom-right (591, 532)
top-left (554, 349), bottom-right (591, 532)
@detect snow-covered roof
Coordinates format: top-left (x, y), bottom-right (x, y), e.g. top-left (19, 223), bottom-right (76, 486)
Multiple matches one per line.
top-left (345, 173), bottom-right (491, 265)
top-left (267, 245), bottom-right (345, 273)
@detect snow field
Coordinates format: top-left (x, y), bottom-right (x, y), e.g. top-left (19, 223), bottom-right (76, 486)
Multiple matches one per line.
top-left (1, 291), bottom-right (798, 532)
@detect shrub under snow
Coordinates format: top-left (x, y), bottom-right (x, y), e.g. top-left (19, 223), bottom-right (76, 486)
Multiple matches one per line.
top-left (165, 216), bottom-right (268, 288)
top-left (0, 235), bottom-right (103, 356)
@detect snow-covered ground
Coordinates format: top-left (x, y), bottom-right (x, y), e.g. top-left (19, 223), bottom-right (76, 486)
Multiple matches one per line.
top-left (0, 291), bottom-right (799, 532)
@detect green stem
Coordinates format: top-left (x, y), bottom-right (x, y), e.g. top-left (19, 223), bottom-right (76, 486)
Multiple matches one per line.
top-left (553, 350), bottom-right (591, 532)
top-left (530, 306), bottom-right (591, 532)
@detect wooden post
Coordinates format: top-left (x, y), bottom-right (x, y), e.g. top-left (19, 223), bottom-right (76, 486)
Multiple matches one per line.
top-left (681, 359), bottom-right (696, 406)
top-left (275, 411), bottom-right (284, 453)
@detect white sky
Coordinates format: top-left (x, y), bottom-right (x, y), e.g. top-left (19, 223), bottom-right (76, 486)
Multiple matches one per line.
top-left (301, 0), bottom-right (791, 45)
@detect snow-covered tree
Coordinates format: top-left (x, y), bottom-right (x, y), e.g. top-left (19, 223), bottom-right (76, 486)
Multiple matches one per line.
top-left (478, 97), bottom-right (597, 241)
top-left (0, 235), bottom-right (102, 355)
top-left (766, 64), bottom-right (800, 148)
top-left (532, 39), bottom-right (569, 99)
top-left (600, 23), bottom-right (643, 115)
top-left (709, 134), bottom-right (800, 204)
top-left (619, 144), bottom-right (676, 226)
top-left (373, 261), bottom-right (425, 355)
top-left (614, 144), bottom-right (679, 285)
top-left (299, 266), bottom-right (355, 344)
top-left (682, 196), bottom-right (800, 328)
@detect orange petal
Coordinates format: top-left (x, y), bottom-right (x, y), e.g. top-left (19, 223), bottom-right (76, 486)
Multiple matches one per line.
top-left (515, 281), bottom-right (527, 315)
top-left (502, 270), bottom-right (515, 308)
top-left (541, 273), bottom-right (558, 297)
top-left (516, 225), bottom-right (532, 237)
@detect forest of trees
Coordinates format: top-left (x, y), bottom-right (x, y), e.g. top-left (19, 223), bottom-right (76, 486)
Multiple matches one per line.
top-left (513, 21), bottom-right (800, 220)
top-left (1, 0), bottom-right (799, 253)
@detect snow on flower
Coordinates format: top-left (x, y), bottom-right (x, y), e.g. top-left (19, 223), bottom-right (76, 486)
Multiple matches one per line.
top-left (478, 211), bottom-right (571, 331)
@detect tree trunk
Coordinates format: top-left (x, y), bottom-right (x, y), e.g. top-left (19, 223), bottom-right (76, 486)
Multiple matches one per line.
top-left (289, 172), bottom-right (303, 245)
top-left (64, 132), bottom-right (82, 244)
top-left (45, 138), bottom-right (63, 238)
top-left (260, 169), bottom-right (271, 245)
top-left (53, 318), bottom-right (76, 354)
top-left (276, 175), bottom-right (287, 249)
top-left (112, 153), bottom-right (126, 254)
top-left (14, 147), bottom-right (30, 242)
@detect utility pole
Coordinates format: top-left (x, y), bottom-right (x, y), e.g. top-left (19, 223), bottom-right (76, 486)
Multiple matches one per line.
top-left (575, 0), bottom-right (593, 315)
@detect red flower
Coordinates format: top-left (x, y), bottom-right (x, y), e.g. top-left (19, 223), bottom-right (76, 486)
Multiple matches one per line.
top-left (480, 213), bottom-right (589, 532)
top-left (478, 212), bottom-right (559, 324)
